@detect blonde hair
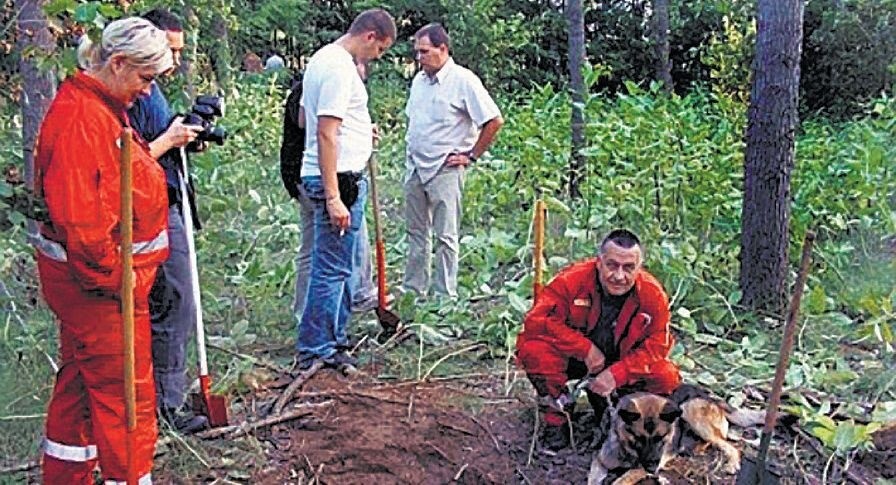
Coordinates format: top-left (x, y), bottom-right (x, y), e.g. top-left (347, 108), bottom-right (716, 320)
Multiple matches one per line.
top-left (78, 17), bottom-right (172, 74)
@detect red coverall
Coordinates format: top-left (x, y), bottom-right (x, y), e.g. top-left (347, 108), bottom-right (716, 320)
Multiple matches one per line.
top-left (34, 71), bottom-right (169, 484)
top-left (516, 258), bottom-right (680, 426)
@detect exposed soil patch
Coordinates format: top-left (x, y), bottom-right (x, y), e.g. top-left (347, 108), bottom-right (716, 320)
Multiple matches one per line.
top-left (151, 363), bottom-right (832, 484)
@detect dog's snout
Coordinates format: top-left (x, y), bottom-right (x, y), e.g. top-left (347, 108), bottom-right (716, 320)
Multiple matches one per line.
top-left (644, 419), bottom-right (655, 434)
top-left (644, 460), bottom-right (661, 474)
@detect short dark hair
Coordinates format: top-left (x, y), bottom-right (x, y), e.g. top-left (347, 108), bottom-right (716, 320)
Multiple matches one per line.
top-left (142, 8), bottom-right (182, 32)
top-left (415, 23), bottom-right (450, 50)
top-left (600, 229), bottom-right (642, 253)
top-left (348, 9), bottom-right (396, 41)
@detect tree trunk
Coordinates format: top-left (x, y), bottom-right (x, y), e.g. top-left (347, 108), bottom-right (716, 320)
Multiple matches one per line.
top-left (740, 0), bottom-right (805, 314)
top-left (182, 4), bottom-right (200, 101)
top-left (567, 0), bottom-right (586, 199)
top-left (15, 0), bottom-right (56, 236)
top-left (208, 8), bottom-right (233, 94)
top-left (651, 0), bottom-right (674, 92)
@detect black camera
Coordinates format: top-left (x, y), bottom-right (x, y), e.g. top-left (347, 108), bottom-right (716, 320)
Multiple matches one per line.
top-left (184, 95), bottom-right (228, 149)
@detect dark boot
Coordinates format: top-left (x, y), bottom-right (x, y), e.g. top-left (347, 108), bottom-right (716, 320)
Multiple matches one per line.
top-left (540, 423), bottom-right (571, 452)
top-left (161, 406), bottom-right (210, 434)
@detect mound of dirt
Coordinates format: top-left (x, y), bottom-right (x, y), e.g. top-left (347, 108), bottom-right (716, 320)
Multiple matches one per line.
top-left (150, 361), bottom-right (885, 484)
top-left (253, 370), bottom-right (520, 484)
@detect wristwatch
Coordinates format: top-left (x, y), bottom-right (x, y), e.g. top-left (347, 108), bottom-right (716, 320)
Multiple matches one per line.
top-left (464, 150), bottom-right (478, 162)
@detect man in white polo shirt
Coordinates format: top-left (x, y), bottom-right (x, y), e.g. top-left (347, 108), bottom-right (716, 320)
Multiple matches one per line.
top-left (296, 8), bottom-right (395, 372)
top-left (403, 23), bottom-right (504, 299)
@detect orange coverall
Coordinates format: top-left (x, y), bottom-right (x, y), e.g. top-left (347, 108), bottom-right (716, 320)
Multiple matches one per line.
top-left (35, 71), bottom-right (169, 484)
top-left (516, 259), bottom-right (681, 426)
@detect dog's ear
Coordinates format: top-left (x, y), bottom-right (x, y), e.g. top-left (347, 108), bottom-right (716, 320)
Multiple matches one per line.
top-left (617, 408), bottom-right (641, 424)
top-left (659, 402), bottom-right (682, 423)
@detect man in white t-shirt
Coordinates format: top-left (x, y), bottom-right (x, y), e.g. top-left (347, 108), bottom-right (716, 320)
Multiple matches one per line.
top-left (296, 8), bottom-right (395, 372)
top-left (403, 23), bottom-right (504, 299)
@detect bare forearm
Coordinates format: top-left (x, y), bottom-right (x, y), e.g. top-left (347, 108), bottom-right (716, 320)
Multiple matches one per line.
top-left (470, 115), bottom-right (504, 158)
top-left (317, 125), bottom-right (340, 199)
top-left (148, 138), bottom-right (173, 159)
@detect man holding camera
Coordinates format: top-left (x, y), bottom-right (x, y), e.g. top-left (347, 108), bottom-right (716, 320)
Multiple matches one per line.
top-left (127, 8), bottom-right (208, 434)
top-left (295, 9), bottom-right (395, 372)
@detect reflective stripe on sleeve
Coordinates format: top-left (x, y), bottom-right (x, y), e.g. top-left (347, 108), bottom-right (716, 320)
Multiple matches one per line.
top-left (132, 229), bottom-right (168, 255)
top-left (42, 437), bottom-right (98, 462)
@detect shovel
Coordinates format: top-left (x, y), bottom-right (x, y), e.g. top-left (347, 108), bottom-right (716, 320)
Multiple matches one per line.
top-left (736, 230), bottom-right (815, 485)
top-left (178, 148), bottom-right (229, 427)
top-left (367, 150), bottom-right (402, 338)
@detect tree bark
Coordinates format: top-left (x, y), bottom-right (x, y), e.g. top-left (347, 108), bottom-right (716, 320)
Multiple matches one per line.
top-left (15, 0), bottom-right (56, 237)
top-left (208, 7), bottom-right (233, 94)
top-left (567, 0), bottom-right (586, 199)
top-left (651, 0), bottom-right (674, 93)
top-left (740, 0), bottom-right (805, 314)
top-left (182, 4), bottom-right (200, 100)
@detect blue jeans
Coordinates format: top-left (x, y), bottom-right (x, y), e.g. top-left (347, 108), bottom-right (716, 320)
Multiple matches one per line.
top-left (296, 174), bottom-right (368, 359)
top-left (293, 184), bottom-right (376, 319)
top-left (148, 205), bottom-right (196, 410)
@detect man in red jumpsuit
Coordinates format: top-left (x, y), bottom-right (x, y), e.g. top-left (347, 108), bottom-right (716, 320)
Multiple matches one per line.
top-left (34, 17), bottom-right (172, 484)
top-left (516, 229), bottom-right (681, 450)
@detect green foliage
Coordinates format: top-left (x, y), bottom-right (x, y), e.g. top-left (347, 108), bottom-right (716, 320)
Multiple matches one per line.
top-left (803, 0), bottom-right (896, 118)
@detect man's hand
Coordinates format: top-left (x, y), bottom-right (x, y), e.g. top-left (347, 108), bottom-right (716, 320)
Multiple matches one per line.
top-left (149, 116), bottom-right (203, 159)
top-left (588, 369), bottom-right (616, 397)
top-left (584, 345), bottom-right (606, 374)
top-left (326, 197), bottom-right (350, 231)
top-left (372, 123), bottom-right (381, 147)
top-left (444, 152), bottom-right (472, 167)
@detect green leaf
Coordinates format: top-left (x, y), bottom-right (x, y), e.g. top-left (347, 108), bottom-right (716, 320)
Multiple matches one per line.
top-left (74, 2), bottom-right (98, 23)
top-left (507, 292), bottom-right (530, 314)
top-left (97, 3), bottom-right (121, 18)
top-left (805, 285), bottom-right (828, 314)
top-left (872, 401), bottom-right (896, 422)
top-left (44, 0), bottom-right (77, 15)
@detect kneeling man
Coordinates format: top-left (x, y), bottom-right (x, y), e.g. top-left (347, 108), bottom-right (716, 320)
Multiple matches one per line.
top-left (516, 229), bottom-right (681, 450)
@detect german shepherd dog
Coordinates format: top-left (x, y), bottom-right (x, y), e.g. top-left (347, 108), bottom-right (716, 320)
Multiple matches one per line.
top-left (587, 384), bottom-right (764, 485)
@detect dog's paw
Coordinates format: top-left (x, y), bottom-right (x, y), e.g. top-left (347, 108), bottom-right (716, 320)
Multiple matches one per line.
top-left (722, 461), bottom-right (740, 474)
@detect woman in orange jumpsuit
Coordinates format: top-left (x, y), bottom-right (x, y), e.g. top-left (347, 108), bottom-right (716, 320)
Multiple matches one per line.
top-left (34, 17), bottom-right (173, 484)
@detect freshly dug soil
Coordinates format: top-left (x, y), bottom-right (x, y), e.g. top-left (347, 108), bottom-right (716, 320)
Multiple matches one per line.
top-left (148, 363), bottom-right (892, 484)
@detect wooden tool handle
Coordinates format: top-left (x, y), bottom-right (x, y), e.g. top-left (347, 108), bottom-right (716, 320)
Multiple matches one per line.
top-left (120, 128), bottom-right (139, 485)
top-left (367, 152), bottom-right (388, 308)
top-left (533, 199), bottom-right (546, 302)
top-left (763, 230), bottom-right (816, 433)
top-left (120, 128), bottom-right (136, 431)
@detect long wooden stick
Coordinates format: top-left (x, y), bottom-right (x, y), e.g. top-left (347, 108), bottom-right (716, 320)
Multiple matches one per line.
top-left (120, 128), bottom-right (137, 485)
top-left (532, 199), bottom-right (546, 302)
top-left (756, 230), bottom-right (816, 471)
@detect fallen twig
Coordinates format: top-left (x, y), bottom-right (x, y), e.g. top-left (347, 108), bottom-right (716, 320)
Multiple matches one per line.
top-left (0, 413), bottom-right (45, 421)
top-left (470, 416), bottom-right (503, 452)
top-left (0, 460), bottom-right (38, 475)
top-left (421, 344), bottom-right (484, 381)
top-left (273, 360), bottom-right (325, 415)
top-left (453, 463), bottom-right (468, 481)
top-left (207, 342), bottom-right (288, 374)
top-left (527, 402), bottom-right (539, 467)
top-left (208, 400), bottom-right (332, 440)
top-left (157, 401), bottom-right (333, 448)
top-left (291, 389), bottom-right (411, 407)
